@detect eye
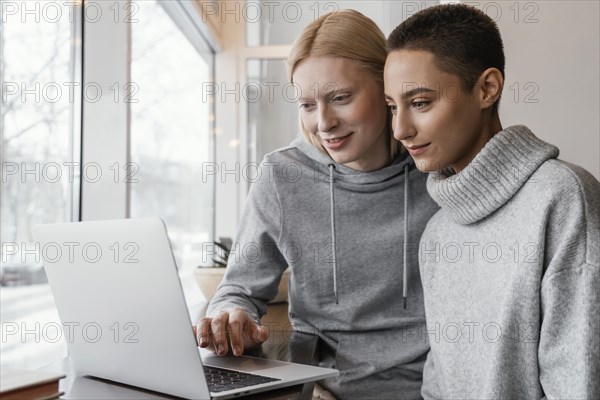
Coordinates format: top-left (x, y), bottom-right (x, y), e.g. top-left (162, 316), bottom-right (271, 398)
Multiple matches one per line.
top-left (387, 104), bottom-right (397, 115)
top-left (332, 94), bottom-right (349, 103)
top-left (299, 103), bottom-right (315, 110)
top-left (412, 100), bottom-right (430, 110)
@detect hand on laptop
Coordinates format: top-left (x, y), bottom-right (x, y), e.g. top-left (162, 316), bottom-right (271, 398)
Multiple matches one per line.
top-left (196, 308), bottom-right (269, 356)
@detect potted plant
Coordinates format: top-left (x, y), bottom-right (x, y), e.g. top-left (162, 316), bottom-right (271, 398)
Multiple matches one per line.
top-left (194, 239), bottom-right (290, 303)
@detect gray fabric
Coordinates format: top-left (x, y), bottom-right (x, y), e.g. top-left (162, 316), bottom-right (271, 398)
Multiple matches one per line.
top-left (328, 164), bottom-right (339, 305)
top-left (207, 137), bottom-right (439, 399)
top-left (420, 125), bottom-right (600, 399)
top-left (403, 163), bottom-right (409, 308)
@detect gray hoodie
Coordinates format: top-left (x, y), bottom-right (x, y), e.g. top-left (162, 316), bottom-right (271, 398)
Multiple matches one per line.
top-left (208, 137), bottom-right (439, 399)
top-left (420, 125), bottom-right (600, 398)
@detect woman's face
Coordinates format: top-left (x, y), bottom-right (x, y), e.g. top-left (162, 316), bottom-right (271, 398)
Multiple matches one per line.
top-left (384, 49), bottom-right (492, 173)
top-left (293, 56), bottom-right (390, 172)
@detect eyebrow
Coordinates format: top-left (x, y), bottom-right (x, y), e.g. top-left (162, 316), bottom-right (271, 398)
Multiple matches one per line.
top-left (297, 86), bottom-right (352, 103)
top-left (385, 87), bottom-right (436, 102)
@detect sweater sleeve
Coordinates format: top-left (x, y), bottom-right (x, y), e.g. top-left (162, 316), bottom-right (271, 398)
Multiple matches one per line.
top-left (421, 350), bottom-right (442, 399)
top-left (538, 168), bottom-right (600, 398)
top-left (206, 159), bottom-right (287, 324)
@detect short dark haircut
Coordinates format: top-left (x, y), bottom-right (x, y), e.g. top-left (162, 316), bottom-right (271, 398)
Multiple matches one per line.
top-left (387, 4), bottom-right (505, 94)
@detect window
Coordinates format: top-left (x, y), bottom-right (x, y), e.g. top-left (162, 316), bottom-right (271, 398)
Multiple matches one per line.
top-left (130, 1), bottom-right (215, 270)
top-left (247, 59), bottom-right (298, 164)
top-left (1, 2), bottom-right (82, 368)
top-left (1, 0), bottom-right (216, 369)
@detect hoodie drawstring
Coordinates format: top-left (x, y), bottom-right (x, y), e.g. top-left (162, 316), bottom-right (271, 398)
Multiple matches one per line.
top-left (328, 163), bottom-right (409, 308)
top-left (328, 164), bottom-right (339, 304)
top-left (403, 163), bottom-right (409, 309)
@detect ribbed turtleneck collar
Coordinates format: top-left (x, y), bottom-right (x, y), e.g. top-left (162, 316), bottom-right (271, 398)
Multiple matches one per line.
top-left (426, 125), bottom-right (559, 225)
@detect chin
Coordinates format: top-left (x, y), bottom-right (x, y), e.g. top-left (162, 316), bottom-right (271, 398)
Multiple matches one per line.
top-left (418, 163), bottom-right (444, 174)
top-left (329, 153), bottom-right (355, 166)
top-left (412, 156), bottom-right (446, 173)
top-left (411, 157), bottom-right (430, 172)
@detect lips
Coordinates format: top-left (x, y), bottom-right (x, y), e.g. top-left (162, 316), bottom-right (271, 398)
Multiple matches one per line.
top-left (321, 133), bottom-right (353, 150)
top-left (405, 143), bottom-right (431, 156)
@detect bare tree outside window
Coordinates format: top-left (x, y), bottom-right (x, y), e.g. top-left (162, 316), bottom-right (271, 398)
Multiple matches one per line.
top-left (1, 2), bottom-right (80, 368)
top-left (130, 1), bottom-right (214, 270)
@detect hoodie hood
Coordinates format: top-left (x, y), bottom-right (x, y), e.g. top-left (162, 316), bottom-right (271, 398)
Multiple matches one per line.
top-left (292, 136), bottom-right (414, 306)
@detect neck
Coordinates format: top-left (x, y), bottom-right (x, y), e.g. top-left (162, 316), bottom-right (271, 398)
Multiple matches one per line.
top-left (489, 113), bottom-right (503, 136)
top-left (451, 114), bottom-right (503, 173)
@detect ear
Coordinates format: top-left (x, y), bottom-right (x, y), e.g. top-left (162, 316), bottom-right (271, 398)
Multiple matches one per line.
top-left (477, 67), bottom-right (504, 110)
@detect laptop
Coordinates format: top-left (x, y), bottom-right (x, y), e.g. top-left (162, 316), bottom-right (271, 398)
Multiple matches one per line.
top-left (33, 218), bottom-right (337, 399)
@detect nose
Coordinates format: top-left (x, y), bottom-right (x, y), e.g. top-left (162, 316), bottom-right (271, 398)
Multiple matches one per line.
top-left (317, 104), bottom-right (338, 133)
top-left (391, 109), bottom-right (415, 142)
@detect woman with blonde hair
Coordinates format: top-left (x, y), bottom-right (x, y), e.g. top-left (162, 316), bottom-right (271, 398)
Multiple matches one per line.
top-left (200, 10), bottom-right (438, 399)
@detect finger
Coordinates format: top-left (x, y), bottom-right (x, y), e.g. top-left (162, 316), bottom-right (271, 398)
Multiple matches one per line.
top-left (211, 312), bottom-right (230, 356)
top-left (227, 321), bottom-right (244, 356)
top-left (227, 309), bottom-right (249, 356)
top-left (198, 317), bottom-right (213, 348)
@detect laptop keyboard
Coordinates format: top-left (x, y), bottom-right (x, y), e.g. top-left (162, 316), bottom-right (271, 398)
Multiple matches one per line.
top-left (203, 365), bottom-right (281, 393)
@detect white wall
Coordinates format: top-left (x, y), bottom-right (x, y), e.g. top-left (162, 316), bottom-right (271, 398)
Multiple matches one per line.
top-left (495, 0), bottom-right (599, 180)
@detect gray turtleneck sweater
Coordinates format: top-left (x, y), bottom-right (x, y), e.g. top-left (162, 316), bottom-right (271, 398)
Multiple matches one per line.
top-left (420, 125), bottom-right (600, 399)
top-left (207, 137), bottom-right (439, 399)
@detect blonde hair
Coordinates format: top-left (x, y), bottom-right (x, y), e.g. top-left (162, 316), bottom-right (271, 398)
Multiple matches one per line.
top-left (287, 9), bottom-right (401, 159)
